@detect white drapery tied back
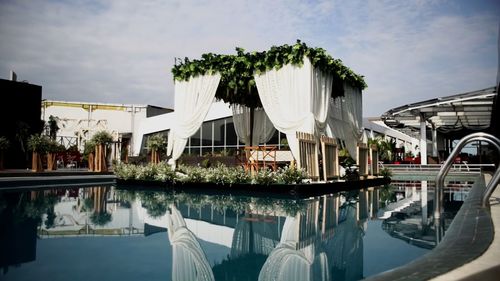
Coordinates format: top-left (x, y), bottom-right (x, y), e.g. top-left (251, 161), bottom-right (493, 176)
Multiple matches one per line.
top-left (254, 57), bottom-right (332, 159)
top-left (166, 74), bottom-right (221, 167)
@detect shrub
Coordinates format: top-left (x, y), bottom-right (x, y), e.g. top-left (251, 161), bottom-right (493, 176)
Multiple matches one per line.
top-left (154, 162), bottom-right (177, 182)
top-left (380, 167), bottom-right (393, 178)
top-left (226, 166), bottom-right (251, 184)
top-left (252, 168), bottom-right (275, 185)
top-left (206, 164), bottom-right (230, 184)
top-left (135, 164), bottom-right (158, 181)
top-left (114, 163), bottom-right (138, 180)
top-left (275, 165), bottom-right (306, 184)
top-left (182, 166), bottom-right (208, 183)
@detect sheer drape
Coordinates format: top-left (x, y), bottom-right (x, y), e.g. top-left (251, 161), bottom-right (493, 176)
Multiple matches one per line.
top-left (258, 216), bottom-right (329, 281)
top-left (167, 205), bottom-right (215, 281)
top-left (325, 204), bottom-right (364, 281)
top-left (254, 57), bottom-right (332, 159)
top-left (232, 105), bottom-right (276, 146)
top-left (167, 74), bottom-right (221, 167)
top-left (326, 83), bottom-right (363, 159)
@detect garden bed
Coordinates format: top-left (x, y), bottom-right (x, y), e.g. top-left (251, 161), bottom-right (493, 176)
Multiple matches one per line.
top-left (115, 177), bottom-right (391, 199)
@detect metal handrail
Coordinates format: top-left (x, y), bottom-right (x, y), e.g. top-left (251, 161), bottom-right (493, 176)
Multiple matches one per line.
top-left (434, 132), bottom-right (500, 219)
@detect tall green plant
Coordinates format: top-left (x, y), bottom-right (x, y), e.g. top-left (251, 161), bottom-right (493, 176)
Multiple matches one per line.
top-left (83, 140), bottom-right (95, 156)
top-left (48, 115), bottom-right (59, 140)
top-left (91, 131), bottom-right (113, 145)
top-left (46, 139), bottom-right (64, 153)
top-left (27, 135), bottom-right (50, 153)
top-left (146, 134), bottom-right (167, 152)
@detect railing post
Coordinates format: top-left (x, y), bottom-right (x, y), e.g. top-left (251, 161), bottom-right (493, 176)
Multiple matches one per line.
top-left (435, 133), bottom-right (500, 220)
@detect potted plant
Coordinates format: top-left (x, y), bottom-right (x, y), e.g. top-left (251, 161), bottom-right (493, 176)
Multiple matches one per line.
top-left (27, 135), bottom-right (49, 172)
top-left (0, 136), bottom-right (9, 170)
top-left (84, 140), bottom-right (96, 171)
top-left (146, 134), bottom-right (167, 164)
top-left (90, 131), bottom-right (113, 172)
top-left (46, 140), bottom-right (64, 171)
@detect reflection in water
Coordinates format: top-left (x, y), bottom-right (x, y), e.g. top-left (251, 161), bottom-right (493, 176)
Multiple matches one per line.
top-left (166, 205), bottom-right (214, 281)
top-left (0, 182), bottom-right (469, 280)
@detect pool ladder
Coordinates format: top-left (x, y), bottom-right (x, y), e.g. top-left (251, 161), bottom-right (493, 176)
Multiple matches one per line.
top-left (434, 132), bottom-right (500, 220)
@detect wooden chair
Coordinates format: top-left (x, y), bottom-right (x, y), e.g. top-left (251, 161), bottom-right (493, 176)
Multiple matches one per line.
top-left (320, 135), bottom-right (339, 181)
top-left (259, 146), bottom-right (277, 171)
top-left (296, 132), bottom-right (320, 181)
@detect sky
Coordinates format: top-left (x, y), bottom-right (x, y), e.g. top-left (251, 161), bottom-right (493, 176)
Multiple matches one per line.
top-left (0, 0), bottom-right (498, 117)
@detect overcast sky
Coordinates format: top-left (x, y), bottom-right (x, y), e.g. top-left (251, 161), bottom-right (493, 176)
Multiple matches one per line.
top-left (0, 0), bottom-right (498, 117)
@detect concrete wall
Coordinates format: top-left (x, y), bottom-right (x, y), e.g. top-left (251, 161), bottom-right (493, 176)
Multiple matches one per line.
top-left (42, 101), bottom-right (149, 154)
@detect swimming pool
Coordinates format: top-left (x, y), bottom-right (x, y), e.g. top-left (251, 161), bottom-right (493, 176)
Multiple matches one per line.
top-left (0, 181), bottom-right (470, 281)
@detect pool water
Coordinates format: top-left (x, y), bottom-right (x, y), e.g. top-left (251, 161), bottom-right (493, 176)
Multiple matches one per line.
top-left (0, 182), bottom-right (469, 281)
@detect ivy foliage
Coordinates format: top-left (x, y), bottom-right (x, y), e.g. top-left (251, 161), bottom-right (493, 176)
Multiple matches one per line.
top-left (171, 40), bottom-right (367, 108)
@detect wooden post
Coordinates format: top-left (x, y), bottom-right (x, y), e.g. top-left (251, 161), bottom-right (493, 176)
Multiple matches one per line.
top-left (296, 132), bottom-right (319, 181)
top-left (32, 151), bottom-right (43, 172)
top-left (151, 149), bottom-right (160, 164)
top-left (94, 144), bottom-right (107, 172)
top-left (94, 145), bottom-right (100, 172)
top-left (88, 152), bottom-right (95, 171)
top-left (320, 135), bottom-right (339, 181)
top-left (47, 153), bottom-right (57, 171)
top-left (100, 144), bottom-right (107, 172)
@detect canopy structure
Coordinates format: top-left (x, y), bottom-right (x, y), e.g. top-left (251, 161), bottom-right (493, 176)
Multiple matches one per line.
top-left (167, 41), bottom-right (367, 166)
top-left (381, 87), bottom-right (496, 135)
top-left (381, 87), bottom-right (497, 164)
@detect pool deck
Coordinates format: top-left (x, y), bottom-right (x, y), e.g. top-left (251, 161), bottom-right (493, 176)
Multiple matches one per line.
top-left (0, 168), bottom-right (115, 189)
top-left (431, 173), bottom-right (500, 281)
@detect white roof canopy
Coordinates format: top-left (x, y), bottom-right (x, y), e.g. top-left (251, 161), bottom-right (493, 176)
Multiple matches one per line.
top-left (381, 87), bottom-right (497, 135)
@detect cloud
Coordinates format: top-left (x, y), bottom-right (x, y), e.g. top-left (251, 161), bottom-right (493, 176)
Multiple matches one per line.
top-left (0, 0), bottom-right (498, 117)
top-left (325, 0), bottom-right (498, 116)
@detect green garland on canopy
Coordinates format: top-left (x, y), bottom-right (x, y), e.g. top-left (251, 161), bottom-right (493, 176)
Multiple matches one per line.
top-left (171, 40), bottom-right (367, 108)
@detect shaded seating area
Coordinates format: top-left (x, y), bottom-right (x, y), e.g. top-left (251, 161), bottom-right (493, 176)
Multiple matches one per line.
top-left (237, 146), bottom-right (278, 172)
top-left (166, 41), bottom-right (368, 181)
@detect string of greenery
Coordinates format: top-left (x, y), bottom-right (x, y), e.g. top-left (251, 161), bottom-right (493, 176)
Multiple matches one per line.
top-left (171, 40), bottom-right (367, 108)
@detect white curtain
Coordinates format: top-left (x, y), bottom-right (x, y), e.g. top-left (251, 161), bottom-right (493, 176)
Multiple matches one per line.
top-left (167, 205), bottom-right (215, 281)
top-left (254, 57), bottom-right (332, 159)
top-left (232, 105), bottom-right (276, 146)
top-left (326, 83), bottom-right (363, 160)
top-left (167, 74), bottom-right (221, 167)
top-left (258, 216), bottom-right (329, 281)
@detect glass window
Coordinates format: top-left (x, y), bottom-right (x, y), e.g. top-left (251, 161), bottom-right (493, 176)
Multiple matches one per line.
top-left (226, 119), bottom-right (238, 146)
top-left (213, 119), bottom-right (225, 146)
top-left (190, 128), bottom-right (201, 146)
top-left (201, 121), bottom-right (212, 146)
top-left (267, 130), bottom-right (280, 146)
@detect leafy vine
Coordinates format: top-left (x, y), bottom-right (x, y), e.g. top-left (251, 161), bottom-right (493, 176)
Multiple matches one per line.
top-left (171, 40), bottom-right (367, 108)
